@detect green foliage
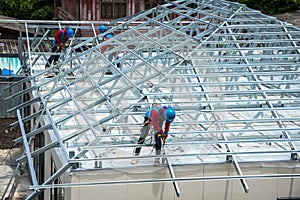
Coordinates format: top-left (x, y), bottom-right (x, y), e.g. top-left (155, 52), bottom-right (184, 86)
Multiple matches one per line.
top-left (0, 0), bottom-right (298, 19)
top-left (230, 0), bottom-right (300, 15)
top-left (0, 0), bottom-right (54, 20)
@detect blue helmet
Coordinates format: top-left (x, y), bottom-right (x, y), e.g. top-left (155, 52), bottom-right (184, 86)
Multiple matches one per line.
top-left (105, 33), bottom-right (113, 39)
top-left (66, 28), bottom-right (74, 37)
top-left (99, 25), bottom-right (108, 33)
top-left (164, 106), bottom-right (176, 123)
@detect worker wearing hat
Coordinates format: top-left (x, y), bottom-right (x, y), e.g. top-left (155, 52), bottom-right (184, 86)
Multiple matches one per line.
top-left (45, 27), bottom-right (74, 69)
top-left (99, 24), bottom-right (121, 69)
top-left (132, 103), bottom-right (176, 166)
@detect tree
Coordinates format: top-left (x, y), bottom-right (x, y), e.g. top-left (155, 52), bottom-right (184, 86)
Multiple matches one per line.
top-left (0, 0), bottom-right (54, 20)
top-left (230, 0), bottom-right (300, 15)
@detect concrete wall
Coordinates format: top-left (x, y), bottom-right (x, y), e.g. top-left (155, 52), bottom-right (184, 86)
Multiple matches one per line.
top-left (0, 79), bottom-right (23, 117)
top-left (65, 162), bottom-right (300, 200)
top-left (43, 130), bottom-right (73, 200)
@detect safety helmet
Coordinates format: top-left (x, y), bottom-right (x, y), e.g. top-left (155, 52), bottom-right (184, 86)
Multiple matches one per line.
top-left (66, 28), bottom-right (74, 37)
top-left (105, 33), bottom-right (113, 39)
top-left (99, 25), bottom-right (108, 33)
top-left (164, 106), bottom-right (176, 123)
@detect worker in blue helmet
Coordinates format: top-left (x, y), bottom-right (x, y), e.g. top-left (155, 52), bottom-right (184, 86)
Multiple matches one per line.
top-left (45, 27), bottom-right (74, 70)
top-left (101, 33), bottom-right (114, 53)
top-left (101, 32), bottom-right (121, 70)
top-left (105, 33), bottom-right (113, 39)
top-left (99, 23), bottom-right (113, 52)
top-left (131, 103), bottom-right (176, 166)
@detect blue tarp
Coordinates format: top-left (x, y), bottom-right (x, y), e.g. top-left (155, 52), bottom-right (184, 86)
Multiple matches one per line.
top-left (1, 68), bottom-right (14, 75)
top-left (0, 57), bottom-right (21, 75)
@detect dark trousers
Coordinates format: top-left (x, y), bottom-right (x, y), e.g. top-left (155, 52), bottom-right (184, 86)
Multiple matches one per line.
top-left (45, 45), bottom-right (60, 68)
top-left (134, 117), bottom-right (162, 156)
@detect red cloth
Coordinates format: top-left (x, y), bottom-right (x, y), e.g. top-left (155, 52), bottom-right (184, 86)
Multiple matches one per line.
top-left (150, 106), bottom-right (171, 133)
top-left (54, 29), bottom-right (69, 45)
top-left (101, 37), bottom-right (110, 53)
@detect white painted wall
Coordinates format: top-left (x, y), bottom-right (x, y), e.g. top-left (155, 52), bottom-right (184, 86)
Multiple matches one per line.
top-left (61, 162), bottom-right (300, 200)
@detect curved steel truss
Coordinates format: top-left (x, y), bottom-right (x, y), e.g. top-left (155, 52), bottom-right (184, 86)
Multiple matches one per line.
top-left (1, 0), bottom-right (300, 199)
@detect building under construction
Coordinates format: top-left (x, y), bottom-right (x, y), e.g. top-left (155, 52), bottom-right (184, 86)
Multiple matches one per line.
top-left (1, 0), bottom-right (300, 199)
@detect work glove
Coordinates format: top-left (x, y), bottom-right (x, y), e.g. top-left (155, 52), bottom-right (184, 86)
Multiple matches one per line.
top-left (60, 43), bottom-right (66, 50)
top-left (161, 132), bottom-right (168, 143)
top-left (157, 130), bottom-right (163, 138)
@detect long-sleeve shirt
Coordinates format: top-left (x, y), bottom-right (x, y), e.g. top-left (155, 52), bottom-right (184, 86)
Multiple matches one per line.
top-left (53, 29), bottom-right (69, 45)
top-left (101, 37), bottom-right (110, 53)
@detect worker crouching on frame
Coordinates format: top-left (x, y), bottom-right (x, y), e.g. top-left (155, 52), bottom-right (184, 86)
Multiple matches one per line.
top-left (131, 103), bottom-right (176, 166)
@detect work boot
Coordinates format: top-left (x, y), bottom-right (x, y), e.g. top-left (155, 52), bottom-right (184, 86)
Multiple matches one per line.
top-left (131, 159), bottom-right (138, 165)
top-left (44, 72), bottom-right (56, 78)
top-left (154, 158), bottom-right (160, 166)
top-left (68, 72), bottom-right (76, 77)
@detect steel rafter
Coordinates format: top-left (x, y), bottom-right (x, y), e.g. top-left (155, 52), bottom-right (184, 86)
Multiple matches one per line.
top-left (1, 0), bottom-right (300, 199)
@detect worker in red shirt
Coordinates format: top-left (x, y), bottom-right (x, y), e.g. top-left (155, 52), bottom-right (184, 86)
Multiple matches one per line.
top-left (45, 27), bottom-right (74, 69)
top-left (131, 103), bottom-right (176, 166)
top-left (100, 33), bottom-right (113, 54)
top-left (99, 25), bottom-right (121, 69)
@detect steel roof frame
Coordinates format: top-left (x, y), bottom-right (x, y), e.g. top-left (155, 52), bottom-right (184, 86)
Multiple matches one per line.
top-left (1, 0), bottom-right (300, 199)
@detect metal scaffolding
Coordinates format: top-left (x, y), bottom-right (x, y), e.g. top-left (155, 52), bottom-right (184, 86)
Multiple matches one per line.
top-left (1, 0), bottom-right (300, 199)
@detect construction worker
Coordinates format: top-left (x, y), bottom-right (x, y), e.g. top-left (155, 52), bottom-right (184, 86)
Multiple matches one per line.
top-left (45, 27), bottom-right (74, 69)
top-left (131, 103), bottom-right (176, 166)
top-left (98, 24), bottom-right (110, 53)
top-left (99, 25), bottom-right (121, 69)
top-left (100, 33), bottom-right (114, 54)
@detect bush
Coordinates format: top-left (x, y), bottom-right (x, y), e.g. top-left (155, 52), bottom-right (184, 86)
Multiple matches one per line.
top-left (0, 0), bottom-right (54, 20)
top-left (229, 0), bottom-right (300, 15)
